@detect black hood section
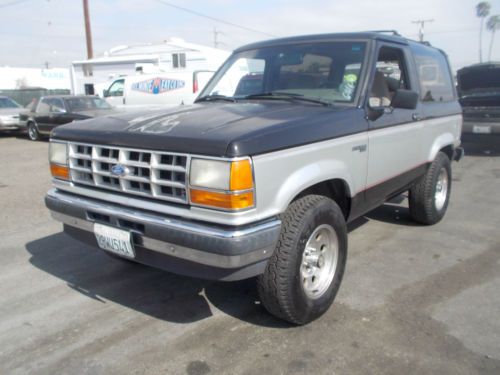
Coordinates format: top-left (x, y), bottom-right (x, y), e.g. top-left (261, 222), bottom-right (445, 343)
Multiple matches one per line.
top-left (52, 102), bottom-right (367, 157)
top-left (460, 93), bottom-right (500, 107)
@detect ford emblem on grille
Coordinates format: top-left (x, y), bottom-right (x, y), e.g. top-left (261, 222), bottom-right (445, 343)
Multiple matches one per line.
top-left (111, 164), bottom-right (128, 176)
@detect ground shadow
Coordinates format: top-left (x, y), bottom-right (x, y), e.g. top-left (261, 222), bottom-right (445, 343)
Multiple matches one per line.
top-left (26, 195), bottom-right (413, 328)
top-left (362, 193), bottom-right (421, 227)
top-left (461, 134), bottom-right (500, 157)
top-left (25, 232), bottom-right (290, 328)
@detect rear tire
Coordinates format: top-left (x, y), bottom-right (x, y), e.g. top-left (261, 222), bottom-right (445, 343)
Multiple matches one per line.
top-left (409, 151), bottom-right (451, 225)
top-left (257, 195), bottom-right (347, 325)
top-left (27, 122), bottom-right (40, 141)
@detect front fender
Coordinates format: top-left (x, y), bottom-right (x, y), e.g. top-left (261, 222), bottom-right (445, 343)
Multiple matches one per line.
top-left (275, 159), bottom-right (354, 211)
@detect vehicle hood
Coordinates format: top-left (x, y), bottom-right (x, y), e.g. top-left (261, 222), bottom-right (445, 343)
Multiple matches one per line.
top-left (459, 92), bottom-right (500, 108)
top-left (457, 64), bottom-right (500, 103)
top-left (52, 102), bottom-right (367, 157)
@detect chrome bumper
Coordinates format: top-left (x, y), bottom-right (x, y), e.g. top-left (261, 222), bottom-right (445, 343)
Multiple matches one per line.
top-left (45, 188), bottom-right (281, 280)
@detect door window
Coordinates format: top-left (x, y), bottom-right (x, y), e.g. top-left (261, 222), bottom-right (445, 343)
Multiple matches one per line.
top-left (49, 98), bottom-right (66, 113)
top-left (369, 47), bottom-right (410, 107)
top-left (37, 98), bottom-right (51, 113)
top-left (107, 80), bottom-right (125, 97)
top-left (173, 53), bottom-right (186, 68)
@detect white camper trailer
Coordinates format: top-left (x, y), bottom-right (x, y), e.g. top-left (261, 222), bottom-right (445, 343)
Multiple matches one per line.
top-left (70, 38), bottom-right (230, 104)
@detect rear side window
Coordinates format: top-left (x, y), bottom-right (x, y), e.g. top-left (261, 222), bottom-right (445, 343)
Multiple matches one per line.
top-left (411, 44), bottom-right (455, 102)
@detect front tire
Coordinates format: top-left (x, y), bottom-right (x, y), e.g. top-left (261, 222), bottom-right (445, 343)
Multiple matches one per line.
top-left (257, 195), bottom-right (347, 325)
top-left (27, 122), bottom-right (40, 141)
top-left (409, 151), bottom-right (451, 225)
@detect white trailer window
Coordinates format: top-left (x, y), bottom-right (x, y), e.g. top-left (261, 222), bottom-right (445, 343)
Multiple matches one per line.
top-left (173, 53), bottom-right (186, 68)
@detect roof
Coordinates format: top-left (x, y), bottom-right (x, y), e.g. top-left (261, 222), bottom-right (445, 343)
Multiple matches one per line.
top-left (235, 31), bottom-right (429, 52)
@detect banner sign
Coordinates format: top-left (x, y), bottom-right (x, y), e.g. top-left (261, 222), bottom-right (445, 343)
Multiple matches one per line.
top-left (131, 77), bottom-right (185, 94)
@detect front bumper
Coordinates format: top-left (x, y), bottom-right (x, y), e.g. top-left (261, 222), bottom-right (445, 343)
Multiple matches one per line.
top-left (45, 189), bottom-right (281, 281)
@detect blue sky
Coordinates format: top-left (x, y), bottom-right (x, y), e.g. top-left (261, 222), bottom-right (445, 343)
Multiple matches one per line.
top-left (1, 0), bottom-right (499, 71)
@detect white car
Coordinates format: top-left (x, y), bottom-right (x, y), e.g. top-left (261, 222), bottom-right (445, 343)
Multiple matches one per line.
top-left (0, 96), bottom-right (27, 133)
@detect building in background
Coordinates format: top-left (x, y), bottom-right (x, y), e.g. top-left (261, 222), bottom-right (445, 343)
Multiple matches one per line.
top-left (0, 67), bottom-right (71, 106)
top-left (71, 38), bottom-right (230, 97)
top-left (0, 67), bottom-right (71, 91)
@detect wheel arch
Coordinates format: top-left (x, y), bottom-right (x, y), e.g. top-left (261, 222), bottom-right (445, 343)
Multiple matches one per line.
top-left (293, 179), bottom-right (352, 220)
top-left (427, 132), bottom-right (455, 161)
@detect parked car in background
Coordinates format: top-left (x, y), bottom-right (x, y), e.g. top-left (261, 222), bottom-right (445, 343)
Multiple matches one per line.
top-left (103, 71), bottom-right (214, 109)
top-left (19, 95), bottom-right (122, 141)
top-left (0, 96), bottom-right (27, 133)
top-left (457, 62), bottom-right (500, 135)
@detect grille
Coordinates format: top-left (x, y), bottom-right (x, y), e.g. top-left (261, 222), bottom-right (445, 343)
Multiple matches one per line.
top-left (68, 143), bottom-right (189, 204)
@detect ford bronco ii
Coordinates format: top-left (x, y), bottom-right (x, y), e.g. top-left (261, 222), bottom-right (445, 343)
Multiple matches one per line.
top-left (45, 32), bottom-right (463, 324)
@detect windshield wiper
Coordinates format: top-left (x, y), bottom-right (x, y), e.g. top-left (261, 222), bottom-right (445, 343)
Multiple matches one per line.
top-left (241, 92), bottom-right (332, 106)
top-left (195, 94), bottom-right (236, 103)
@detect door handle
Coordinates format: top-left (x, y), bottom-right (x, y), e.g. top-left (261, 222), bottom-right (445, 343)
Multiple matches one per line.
top-left (352, 144), bottom-right (367, 153)
top-left (412, 113), bottom-right (423, 121)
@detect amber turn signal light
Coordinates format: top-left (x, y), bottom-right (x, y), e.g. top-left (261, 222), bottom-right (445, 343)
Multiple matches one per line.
top-left (190, 189), bottom-right (254, 210)
top-left (50, 163), bottom-right (70, 180)
top-left (230, 159), bottom-right (253, 191)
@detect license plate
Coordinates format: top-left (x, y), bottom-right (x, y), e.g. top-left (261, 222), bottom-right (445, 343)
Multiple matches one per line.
top-left (473, 125), bottom-right (491, 134)
top-left (94, 223), bottom-right (135, 258)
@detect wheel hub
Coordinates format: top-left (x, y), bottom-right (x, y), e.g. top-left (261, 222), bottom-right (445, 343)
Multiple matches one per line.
top-left (300, 224), bottom-right (339, 299)
top-left (434, 167), bottom-right (448, 211)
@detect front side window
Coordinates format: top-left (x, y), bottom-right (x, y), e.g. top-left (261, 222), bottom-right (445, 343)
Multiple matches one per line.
top-left (50, 98), bottom-right (66, 112)
top-left (107, 79), bottom-right (124, 97)
top-left (369, 46), bottom-right (410, 107)
top-left (37, 98), bottom-right (51, 113)
top-left (411, 44), bottom-right (454, 102)
top-left (66, 97), bottom-right (112, 111)
top-left (200, 42), bottom-right (367, 105)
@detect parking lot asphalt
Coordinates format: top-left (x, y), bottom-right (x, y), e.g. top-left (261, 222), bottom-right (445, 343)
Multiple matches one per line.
top-left (0, 134), bottom-right (499, 375)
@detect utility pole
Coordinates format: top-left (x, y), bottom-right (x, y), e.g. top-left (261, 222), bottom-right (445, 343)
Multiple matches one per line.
top-left (213, 27), bottom-right (224, 49)
top-left (412, 19), bottom-right (434, 42)
top-left (83, 0), bottom-right (93, 59)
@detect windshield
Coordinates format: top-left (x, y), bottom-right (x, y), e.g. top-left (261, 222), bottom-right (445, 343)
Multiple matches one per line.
top-left (199, 41), bottom-right (367, 105)
top-left (0, 97), bottom-right (21, 109)
top-left (66, 97), bottom-right (112, 111)
top-left (458, 67), bottom-right (500, 94)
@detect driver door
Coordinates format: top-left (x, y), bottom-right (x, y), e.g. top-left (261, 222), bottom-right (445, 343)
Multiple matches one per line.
top-left (104, 79), bottom-right (125, 106)
top-left (365, 43), bottom-right (425, 208)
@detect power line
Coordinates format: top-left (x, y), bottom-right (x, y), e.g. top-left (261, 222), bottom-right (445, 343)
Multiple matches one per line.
top-left (0, 0), bottom-right (31, 9)
top-left (154, 0), bottom-right (277, 38)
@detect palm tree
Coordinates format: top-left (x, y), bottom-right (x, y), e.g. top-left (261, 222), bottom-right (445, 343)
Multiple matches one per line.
top-left (487, 15), bottom-right (500, 61)
top-left (477, 2), bottom-right (491, 62)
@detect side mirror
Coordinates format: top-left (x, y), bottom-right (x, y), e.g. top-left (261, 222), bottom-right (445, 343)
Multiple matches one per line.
top-left (103, 89), bottom-right (109, 97)
top-left (391, 89), bottom-right (419, 110)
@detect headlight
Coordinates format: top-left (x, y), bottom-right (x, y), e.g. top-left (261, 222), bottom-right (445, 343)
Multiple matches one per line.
top-left (189, 158), bottom-right (254, 210)
top-left (190, 159), bottom-right (231, 190)
top-left (49, 142), bottom-right (68, 165)
top-left (49, 142), bottom-right (69, 180)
